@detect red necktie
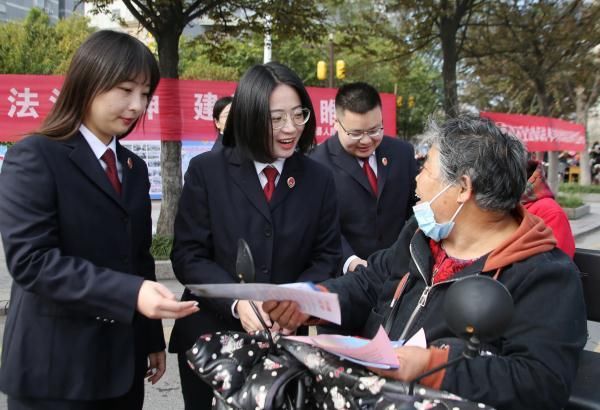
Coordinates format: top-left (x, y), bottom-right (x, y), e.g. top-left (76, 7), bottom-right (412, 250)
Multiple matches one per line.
top-left (101, 148), bottom-right (122, 195)
top-left (363, 158), bottom-right (378, 196)
top-left (263, 166), bottom-right (278, 202)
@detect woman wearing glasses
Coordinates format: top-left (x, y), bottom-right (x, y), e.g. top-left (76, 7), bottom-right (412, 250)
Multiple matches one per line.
top-left (168, 62), bottom-right (342, 409)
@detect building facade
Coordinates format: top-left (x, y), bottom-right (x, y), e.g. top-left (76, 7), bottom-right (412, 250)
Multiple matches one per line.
top-left (0, 0), bottom-right (83, 23)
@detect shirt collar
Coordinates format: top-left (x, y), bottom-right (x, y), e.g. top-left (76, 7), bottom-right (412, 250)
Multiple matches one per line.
top-left (79, 124), bottom-right (117, 160)
top-left (357, 152), bottom-right (377, 167)
top-left (254, 158), bottom-right (285, 176)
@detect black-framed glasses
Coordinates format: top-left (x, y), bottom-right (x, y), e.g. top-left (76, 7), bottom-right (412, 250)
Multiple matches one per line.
top-left (270, 107), bottom-right (311, 130)
top-left (337, 119), bottom-right (384, 140)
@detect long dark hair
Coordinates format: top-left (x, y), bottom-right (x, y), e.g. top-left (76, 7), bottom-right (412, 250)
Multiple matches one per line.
top-left (37, 30), bottom-right (160, 139)
top-left (223, 62), bottom-right (316, 163)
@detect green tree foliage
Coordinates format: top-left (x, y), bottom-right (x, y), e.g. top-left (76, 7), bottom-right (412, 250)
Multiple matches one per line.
top-left (464, 0), bottom-right (600, 118)
top-left (462, 0), bottom-right (600, 192)
top-left (0, 8), bottom-right (92, 74)
top-left (181, 31), bottom-right (325, 84)
top-left (180, 0), bottom-right (443, 138)
top-left (54, 12), bottom-right (94, 73)
top-left (321, 1), bottom-right (444, 137)
top-left (179, 38), bottom-right (241, 81)
top-left (396, 58), bottom-right (442, 139)
top-left (384, 0), bottom-right (486, 118)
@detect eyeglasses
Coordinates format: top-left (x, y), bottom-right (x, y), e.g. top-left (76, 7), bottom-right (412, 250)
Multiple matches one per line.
top-left (337, 119), bottom-right (384, 140)
top-left (270, 107), bottom-right (311, 130)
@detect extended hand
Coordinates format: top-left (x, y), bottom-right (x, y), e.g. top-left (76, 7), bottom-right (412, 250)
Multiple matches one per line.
top-left (370, 346), bottom-right (431, 381)
top-left (136, 280), bottom-right (199, 319)
top-left (237, 300), bottom-right (272, 333)
top-left (348, 257), bottom-right (368, 272)
top-left (262, 300), bottom-right (309, 332)
top-left (146, 351), bottom-right (166, 384)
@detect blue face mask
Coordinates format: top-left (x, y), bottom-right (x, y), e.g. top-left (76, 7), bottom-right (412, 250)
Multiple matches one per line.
top-left (413, 184), bottom-right (464, 242)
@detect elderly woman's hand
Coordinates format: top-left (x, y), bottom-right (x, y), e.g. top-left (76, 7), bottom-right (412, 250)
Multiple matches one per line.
top-left (369, 346), bottom-right (431, 382)
top-left (236, 300), bottom-right (272, 333)
top-left (262, 300), bottom-right (309, 332)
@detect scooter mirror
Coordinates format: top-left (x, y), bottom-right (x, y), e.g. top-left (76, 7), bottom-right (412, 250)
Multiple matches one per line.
top-left (236, 238), bottom-right (255, 284)
top-left (444, 275), bottom-right (514, 342)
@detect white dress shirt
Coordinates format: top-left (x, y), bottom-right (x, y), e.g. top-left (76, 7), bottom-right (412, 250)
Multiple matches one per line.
top-left (79, 124), bottom-right (122, 182)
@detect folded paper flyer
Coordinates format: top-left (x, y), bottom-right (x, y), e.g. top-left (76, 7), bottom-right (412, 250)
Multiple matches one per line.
top-left (285, 326), bottom-right (427, 369)
top-left (186, 282), bottom-right (341, 324)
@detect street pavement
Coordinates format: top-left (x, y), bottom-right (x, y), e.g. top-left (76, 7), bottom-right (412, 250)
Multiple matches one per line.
top-left (1, 200), bottom-right (600, 409)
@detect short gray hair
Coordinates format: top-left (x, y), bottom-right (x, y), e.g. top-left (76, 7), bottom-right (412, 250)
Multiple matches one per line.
top-left (421, 115), bottom-right (527, 212)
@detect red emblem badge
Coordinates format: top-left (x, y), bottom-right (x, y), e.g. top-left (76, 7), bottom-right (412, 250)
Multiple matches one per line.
top-left (287, 177), bottom-right (295, 188)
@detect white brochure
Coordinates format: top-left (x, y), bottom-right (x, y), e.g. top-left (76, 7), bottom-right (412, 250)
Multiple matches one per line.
top-left (186, 282), bottom-right (341, 324)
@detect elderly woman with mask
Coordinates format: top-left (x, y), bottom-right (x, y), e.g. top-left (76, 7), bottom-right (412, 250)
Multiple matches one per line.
top-left (264, 115), bottom-right (587, 409)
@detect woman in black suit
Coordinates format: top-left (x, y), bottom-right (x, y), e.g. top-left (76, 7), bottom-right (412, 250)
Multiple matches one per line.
top-left (169, 62), bottom-right (342, 409)
top-left (0, 30), bottom-right (198, 410)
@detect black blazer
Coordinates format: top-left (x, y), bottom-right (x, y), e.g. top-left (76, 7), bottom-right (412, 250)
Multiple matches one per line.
top-left (168, 147), bottom-right (341, 353)
top-left (211, 133), bottom-right (224, 151)
top-left (0, 133), bottom-right (164, 400)
top-left (311, 135), bottom-right (417, 261)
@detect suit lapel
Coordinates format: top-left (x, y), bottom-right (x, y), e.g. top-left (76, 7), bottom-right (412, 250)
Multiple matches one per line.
top-left (269, 153), bottom-right (302, 211)
top-left (67, 132), bottom-right (126, 211)
top-left (116, 142), bottom-right (134, 207)
top-left (328, 135), bottom-right (374, 195)
top-left (375, 138), bottom-right (389, 199)
top-left (227, 149), bottom-right (272, 222)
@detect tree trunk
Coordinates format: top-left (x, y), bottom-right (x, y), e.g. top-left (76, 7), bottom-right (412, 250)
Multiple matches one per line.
top-left (155, 29), bottom-right (183, 237)
top-left (535, 86), bottom-right (560, 194)
top-left (575, 86), bottom-right (592, 185)
top-left (440, 16), bottom-right (459, 118)
top-left (547, 151), bottom-right (560, 195)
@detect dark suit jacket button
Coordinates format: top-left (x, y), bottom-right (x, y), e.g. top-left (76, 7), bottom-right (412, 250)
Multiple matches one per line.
top-left (264, 226), bottom-right (272, 237)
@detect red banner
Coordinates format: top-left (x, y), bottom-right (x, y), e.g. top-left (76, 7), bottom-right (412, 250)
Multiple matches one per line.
top-left (480, 111), bottom-right (585, 152)
top-left (0, 75), bottom-right (396, 143)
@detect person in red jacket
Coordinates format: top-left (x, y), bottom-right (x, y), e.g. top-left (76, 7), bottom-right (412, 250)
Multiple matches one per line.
top-left (521, 159), bottom-right (575, 258)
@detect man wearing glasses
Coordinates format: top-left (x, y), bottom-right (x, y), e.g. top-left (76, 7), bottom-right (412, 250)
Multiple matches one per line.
top-left (312, 82), bottom-right (417, 274)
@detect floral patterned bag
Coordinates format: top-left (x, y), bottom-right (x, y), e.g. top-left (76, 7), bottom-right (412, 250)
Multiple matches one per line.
top-left (186, 330), bottom-right (313, 410)
top-left (186, 331), bottom-right (494, 410)
top-left (278, 337), bottom-right (494, 410)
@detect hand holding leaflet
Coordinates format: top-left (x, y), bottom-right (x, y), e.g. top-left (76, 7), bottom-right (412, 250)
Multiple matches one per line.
top-left (186, 282), bottom-right (341, 324)
top-left (285, 327), bottom-right (427, 369)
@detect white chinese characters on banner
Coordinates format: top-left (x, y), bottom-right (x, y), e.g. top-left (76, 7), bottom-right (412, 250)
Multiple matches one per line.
top-left (193, 92), bottom-right (218, 121)
top-left (8, 87), bottom-right (40, 118)
top-left (320, 99), bottom-right (335, 125)
top-left (316, 126), bottom-right (334, 138)
top-left (49, 88), bottom-right (60, 104)
top-left (318, 99), bottom-right (336, 139)
top-left (146, 96), bottom-right (159, 120)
